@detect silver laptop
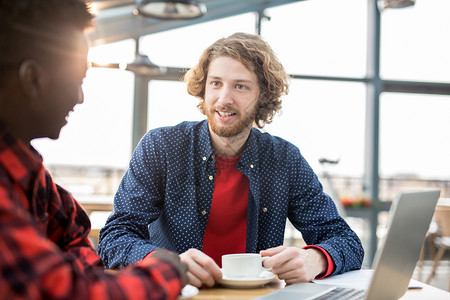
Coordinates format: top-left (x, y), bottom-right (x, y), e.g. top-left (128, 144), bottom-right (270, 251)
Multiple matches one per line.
top-left (254, 190), bottom-right (441, 300)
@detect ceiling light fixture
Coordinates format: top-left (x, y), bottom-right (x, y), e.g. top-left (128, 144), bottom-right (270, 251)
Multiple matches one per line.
top-left (378, 0), bottom-right (415, 9)
top-left (126, 54), bottom-right (167, 76)
top-left (136, 0), bottom-right (206, 19)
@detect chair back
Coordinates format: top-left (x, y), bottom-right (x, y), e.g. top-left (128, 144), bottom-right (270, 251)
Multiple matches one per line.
top-left (434, 206), bottom-right (450, 237)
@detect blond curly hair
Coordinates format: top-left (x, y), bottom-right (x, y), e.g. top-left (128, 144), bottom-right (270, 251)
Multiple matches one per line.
top-left (183, 32), bottom-right (289, 128)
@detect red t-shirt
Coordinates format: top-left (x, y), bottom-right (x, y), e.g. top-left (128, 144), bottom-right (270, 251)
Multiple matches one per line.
top-left (202, 153), bottom-right (249, 267)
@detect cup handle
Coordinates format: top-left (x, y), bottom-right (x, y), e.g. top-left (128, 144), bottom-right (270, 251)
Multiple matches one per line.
top-left (261, 256), bottom-right (272, 272)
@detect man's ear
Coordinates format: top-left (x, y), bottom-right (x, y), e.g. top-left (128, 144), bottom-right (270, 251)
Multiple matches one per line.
top-left (18, 60), bottom-right (45, 98)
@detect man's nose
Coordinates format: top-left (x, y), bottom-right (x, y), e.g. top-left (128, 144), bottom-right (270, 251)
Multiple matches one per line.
top-left (217, 86), bottom-right (234, 106)
top-left (78, 86), bottom-right (84, 104)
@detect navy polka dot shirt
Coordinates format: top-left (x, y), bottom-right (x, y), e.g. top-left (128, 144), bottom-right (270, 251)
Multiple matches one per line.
top-left (98, 120), bottom-right (364, 275)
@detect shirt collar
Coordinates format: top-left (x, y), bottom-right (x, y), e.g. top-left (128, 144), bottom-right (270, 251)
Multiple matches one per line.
top-left (197, 119), bottom-right (259, 170)
top-left (198, 120), bottom-right (214, 162)
top-left (0, 121), bottom-right (43, 192)
top-left (239, 127), bottom-right (259, 170)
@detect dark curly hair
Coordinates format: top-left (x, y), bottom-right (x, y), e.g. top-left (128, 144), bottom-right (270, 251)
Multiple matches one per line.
top-left (0, 0), bottom-right (93, 85)
top-left (184, 32), bottom-right (290, 128)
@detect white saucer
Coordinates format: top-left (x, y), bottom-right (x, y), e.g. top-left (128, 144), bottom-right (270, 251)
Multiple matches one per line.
top-left (217, 270), bottom-right (275, 288)
top-left (178, 284), bottom-right (199, 299)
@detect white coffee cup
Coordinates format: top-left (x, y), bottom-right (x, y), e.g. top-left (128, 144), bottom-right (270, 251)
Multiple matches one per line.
top-left (221, 253), bottom-right (271, 278)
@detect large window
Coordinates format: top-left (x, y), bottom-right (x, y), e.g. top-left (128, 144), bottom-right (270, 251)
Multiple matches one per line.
top-left (265, 80), bottom-right (366, 177)
top-left (27, 0), bottom-right (450, 268)
top-left (140, 13), bottom-right (256, 69)
top-left (32, 0), bottom-right (449, 183)
top-left (261, 0), bottom-right (367, 177)
top-left (147, 80), bottom-right (204, 130)
top-left (380, 93), bottom-right (450, 180)
top-left (32, 73), bottom-right (134, 169)
top-left (263, 0), bottom-right (367, 78)
top-left (380, 0), bottom-right (450, 83)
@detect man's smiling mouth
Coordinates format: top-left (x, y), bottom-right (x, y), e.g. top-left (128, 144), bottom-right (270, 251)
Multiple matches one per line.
top-left (217, 111), bottom-right (236, 117)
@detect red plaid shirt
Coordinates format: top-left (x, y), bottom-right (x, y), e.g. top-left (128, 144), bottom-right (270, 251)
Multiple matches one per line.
top-left (0, 122), bottom-right (183, 300)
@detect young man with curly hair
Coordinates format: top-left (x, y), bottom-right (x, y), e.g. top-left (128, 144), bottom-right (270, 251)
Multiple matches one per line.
top-left (0, 1), bottom-right (187, 299)
top-left (99, 32), bottom-right (364, 288)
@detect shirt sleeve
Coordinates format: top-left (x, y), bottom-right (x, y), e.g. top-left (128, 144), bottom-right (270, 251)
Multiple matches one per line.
top-left (98, 131), bottom-right (167, 269)
top-left (0, 184), bottom-right (184, 300)
top-left (287, 146), bottom-right (364, 275)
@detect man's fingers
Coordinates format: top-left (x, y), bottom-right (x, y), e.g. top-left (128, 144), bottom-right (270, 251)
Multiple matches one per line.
top-left (262, 246), bottom-right (297, 269)
top-left (261, 247), bottom-right (328, 284)
top-left (180, 248), bottom-right (221, 287)
top-left (187, 271), bottom-right (202, 288)
top-left (187, 249), bottom-right (222, 280)
top-left (202, 259), bottom-right (223, 280)
top-left (186, 259), bottom-right (216, 287)
top-left (276, 266), bottom-right (310, 283)
top-left (260, 245), bottom-right (286, 257)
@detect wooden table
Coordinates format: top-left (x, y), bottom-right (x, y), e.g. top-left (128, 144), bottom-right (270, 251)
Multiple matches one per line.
top-left (190, 279), bottom-right (283, 300)
top-left (189, 278), bottom-right (450, 299)
top-left (79, 202), bottom-right (114, 216)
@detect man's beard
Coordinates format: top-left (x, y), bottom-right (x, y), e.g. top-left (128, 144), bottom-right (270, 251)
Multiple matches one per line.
top-left (205, 104), bottom-right (257, 138)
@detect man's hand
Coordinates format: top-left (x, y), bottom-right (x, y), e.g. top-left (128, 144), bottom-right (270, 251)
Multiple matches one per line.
top-left (179, 248), bottom-right (222, 288)
top-left (151, 249), bottom-right (189, 285)
top-left (260, 246), bottom-right (327, 285)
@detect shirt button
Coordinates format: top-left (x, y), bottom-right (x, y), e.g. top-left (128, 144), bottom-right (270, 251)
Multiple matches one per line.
top-left (201, 210), bottom-right (207, 215)
top-left (209, 175), bottom-right (213, 180)
top-left (250, 164), bottom-right (254, 169)
top-left (263, 207), bottom-right (268, 213)
top-left (203, 157), bottom-right (207, 161)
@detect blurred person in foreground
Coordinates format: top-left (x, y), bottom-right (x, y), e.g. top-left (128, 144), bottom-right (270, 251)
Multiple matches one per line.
top-left (98, 32), bottom-right (364, 288)
top-left (0, 1), bottom-right (187, 299)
